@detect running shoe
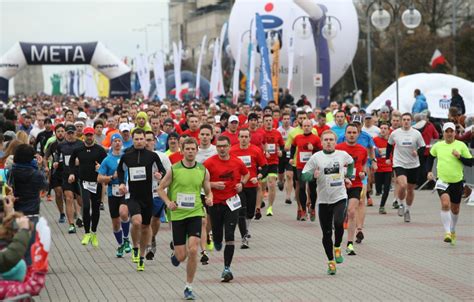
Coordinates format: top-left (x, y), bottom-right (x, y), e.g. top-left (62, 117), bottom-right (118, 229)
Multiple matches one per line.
top-left (241, 235), bottom-right (249, 249)
top-left (184, 287), bottom-right (196, 300)
top-left (450, 232), bottom-right (456, 246)
top-left (375, 192), bottom-right (381, 196)
top-left (285, 199), bottom-right (292, 205)
top-left (99, 202), bottom-right (105, 211)
top-left (137, 259), bottom-right (145, 271)
top-left (327, 261), bottom-right (337, 275)
top-left (200, 251), bottom-right (209, 265)
top-left (132, 249), bottom-right (140, 263)
top-left (266, 206), bottom-right (273, 216)
top-left (443, 232), bottom-right (452, 243)
top-left (398, 204), bottom-right (404, 217)
top-left (58, 213), bottom-right (66, 224)
top-left (404, 210), bottom-right (411, 223)
top-left (76, 217), bottom-right (84, 228)
top-left (255, 208), bottom-right (262, 220)
top-left (214, 242), bottom-right (223, 251)
top-left (277, 181), bottom-right (284, 191)
top-left (221, 267), bottom-right (234, 282)
top-left (116, 245), bottom-right (125, 258)
top-left (81, 233), bottom-right (91, 245)
top-left (171, 253), bottom-right (180, 267)
top-left (170, 241), bottom-right (174, 250)
top-left (145, 245), bottom-right (155, 260)
top-left (68, 224), bottom-right (76, 234)
top-left (296, 210), bottom-right (301, 221)
top-left (246, 232), bottom-right (251, 239)
top-left (123, 238), bottom-right (132, 253)
top-left (346, 243), bottom-right (356, 255)
top-left (91, 233), bottom-right (99, 247)
top-left (300, 211), bottom-right (307, 221)
top-left (334, 247), bottom-right (344, 264)
top-left (355, 230), bottom-right (364, 244)
top-left (392, 200), bottom-right (400, 209)
top-left (379, 207), bottom-right (387, 214)
top-left (367, 198), bottom-right (374, 207)
top-left (310, 209), bottom-right (316, 222)
top-left (206, 239), bottom-right (214, 251)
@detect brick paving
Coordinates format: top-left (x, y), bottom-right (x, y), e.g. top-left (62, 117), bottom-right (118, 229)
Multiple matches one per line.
top-left (37, 190), bottom-right (474, 301)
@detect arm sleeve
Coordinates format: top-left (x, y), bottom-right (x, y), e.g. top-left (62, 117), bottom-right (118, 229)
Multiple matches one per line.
top-left (69, 148), bottom-right (79, 176)
top-left (0, 229), bottom-right (30, 273)
top-left (386, 143), bottom-right (393, 159)
top-left (290, 145), bottom-right (297, 160)
top-left (460, 156), bottom-right (474, 167)
top-left (426, 153), bottom-right (436, 171)
top-left (117, 156), bottom-right (125, 185)
top-left (154, 153), bottom-right (167, 176)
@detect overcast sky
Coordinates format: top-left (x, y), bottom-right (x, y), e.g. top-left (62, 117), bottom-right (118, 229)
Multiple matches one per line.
top-left (0, 0), bottom-right (169, 93)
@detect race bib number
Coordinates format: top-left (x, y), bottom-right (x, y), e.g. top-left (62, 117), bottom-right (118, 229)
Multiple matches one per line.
top-left (177, 193), bottom-right (196, 209)
top-left (129, 167), bottom-right (146, 181)
top-left (226, 194), bottom-right (242, 211)
top-left (401, 137), bottom-right (413, 146)
top-left (435, 179), bottom-right (449, 191)
top-left (267, 144), bottom-right (276, 154)
top-left (299, 152), bottom-right (312, 163)
top-left (379, 148), bottom-right (386, 158)
top-left (152, 181), bottom-right (158, 198)
top-left (64, 155), bottom-right (71, 166)
top-left (83, 181), bottom-right (97, 194)
top-left (111, 184), bottom-right (124, 197)
top-left (286, 151), bottom-right (291, 159)
top-left (238, 156), bottom-right (252, 168)
top-left (326, 174), bottom-right (343, 187)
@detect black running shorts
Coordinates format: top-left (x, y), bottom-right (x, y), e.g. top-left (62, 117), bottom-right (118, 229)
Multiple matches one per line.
top-left (171, 216), bottom-right (202, 246)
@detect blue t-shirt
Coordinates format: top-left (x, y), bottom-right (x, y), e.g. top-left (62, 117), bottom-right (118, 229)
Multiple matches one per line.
top-left (98, 153), bottom-right (122, 197)
top-left (337, 130), bottom-right (375, 149)
top-left (155, 132), bottom-right (168, 152)
top-left (331, 124), bottom-right (347, 140)
top-left (122, 139), bottom-right (133, 150)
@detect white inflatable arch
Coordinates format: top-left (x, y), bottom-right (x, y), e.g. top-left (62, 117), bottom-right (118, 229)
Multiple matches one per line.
top-left (0, 42), bottom-right (131, 100)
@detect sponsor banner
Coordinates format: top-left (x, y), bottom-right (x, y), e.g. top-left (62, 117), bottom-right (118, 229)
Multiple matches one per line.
top-left (232, 38), bottom-right (242, 104)
top-left (172, 42), bottom-right (182, 100)
top-left (255, 13), bottom-right (273, 108)
top-left (195, 35), bottom-right (207, 99)
top-left (153, 51), bottom-right (167, 101)
top-left (19, 42), bottom-right (97, 65)
top-left (90, 42), bottom-right (130, 79)
top-left (0, 77), bottom-right (9, 101)
top-left (0, 43), bottom-right (28, 79)
top-left (109, 72), bottom-right (131, 99)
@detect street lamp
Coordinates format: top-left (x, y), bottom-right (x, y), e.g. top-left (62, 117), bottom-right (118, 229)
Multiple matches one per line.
top-left (366, 0), bottom-right (422, 110)
top-left (292, 16), bottom-right (312, 97)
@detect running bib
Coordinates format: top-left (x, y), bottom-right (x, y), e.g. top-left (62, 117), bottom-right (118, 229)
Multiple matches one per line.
top-left (286, 151), bottom-right (291, 159)
top-left (435, 179), bottom-right (449, 191)
top-left (83, 181), bottom-right (97, 194)
top-left (129, 167), bottom-right (146, 181)
top-left (226, 194), bottom-right (242, 211)
top-left (326, 174), bottom-right (343, 187)
top-left (64, 155), bottom-right (71, 166)
top-left (152, 181), bottom-right (159, 198)
top-left (267, 144), bottom-right (276, 154)
top-left (401, 137), bottom-right (413, 146)
top-left (238, 156), bottom-right (252, 168)
top-left (111, 184), bottom-right (123, 197)
top-left (299, 152), bottom-right (312, 163)
top-left (379, 148), bottom-right (386, 158)
top-left (177, 193), bottom-right (196, 209)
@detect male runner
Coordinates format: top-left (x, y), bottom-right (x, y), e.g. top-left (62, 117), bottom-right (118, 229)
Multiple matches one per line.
top-left (427, 122), bottom-right (473, 245)
top-left (277, 112), bottom-right (294, 204)
top-left (373, 122), bottom-right (393, 214)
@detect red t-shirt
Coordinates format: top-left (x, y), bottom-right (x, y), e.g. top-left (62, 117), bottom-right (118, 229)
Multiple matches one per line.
top-left (221, 131), bottom-right (239, 146)
top-left (292, 133), bottom-right (322, 170)
top-left (335, 142), bottom-right (368, 188)
top-left (238, 114), bottom-right (247, 126)
top-left (249, 128), bottom-right (265, 150)
top-left (262, 129), bottom-right (285, 165)
top-left (273, 118), bottom-right (279, 129)
top-left (168, 151), bottom-right (184, 164)
top-left (183, 128), bottom-right (200, 143)
top-left (230, 144), bottom-right (267, 188)
top-left (373, 136), bottom-right (392, 172)
top-left (313, 124), bottom-right (330, 137)
top-left (203, 155), bottom-right (249, 204)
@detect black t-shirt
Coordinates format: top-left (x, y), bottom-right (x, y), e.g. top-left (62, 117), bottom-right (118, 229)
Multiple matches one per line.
top-left (69, 144), bottom-right (107, 182)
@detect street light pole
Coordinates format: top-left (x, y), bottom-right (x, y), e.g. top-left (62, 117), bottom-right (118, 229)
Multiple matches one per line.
top-left (366, 0), bottom-right (373, 104)
top-left (394, 14), bottom-right (400, 111)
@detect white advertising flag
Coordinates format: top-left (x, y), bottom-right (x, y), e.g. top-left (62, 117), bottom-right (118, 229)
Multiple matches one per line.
top-left (172, 42), bottom-right (182, 100)
top-left (135, 53), bottom-right (150, 99)
top-left (209, 38), bottom-right (220, 102)
top-left (195, 35), bottom-right (207, 99)
top-left (153, 51), bottom-right (166, 101)
top-left (232, 38), bottom-right (242, 104)
top-left (287, 29), bottom-right (295, 93)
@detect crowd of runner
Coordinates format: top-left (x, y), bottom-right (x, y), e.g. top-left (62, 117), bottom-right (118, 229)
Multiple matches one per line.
top-left (0, 91), bottom-right (472, 300)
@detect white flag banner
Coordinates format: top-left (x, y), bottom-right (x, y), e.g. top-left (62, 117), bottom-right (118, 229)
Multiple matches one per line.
top-left (84, 67), bottom-right (98, 99)
top-left (217, 22), bottom-right (228, 96)
top-left (195, 35), bottom-right (207, 99)
top-left (73, 70), bottom-right (80, 97)
top-left (287, 29), bottom-right (295, 93)
top-left (153, 52), bottom-right (166, 101)
top-left (249, 18), bottom-right (257, 96)
top-left (172, 42), bottom-right (182, 100)
top-left (232, 38), bottom-right (242, 104)
top-left (135, 53), bottom-right (150, 99)
top-left (209, 37), bottom-right (220, 101)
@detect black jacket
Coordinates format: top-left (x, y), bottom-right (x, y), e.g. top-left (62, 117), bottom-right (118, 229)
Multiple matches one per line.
top-left (8, 162), bottom-right (48, 215)
top-left (451, 95), bottom-right (466, 115)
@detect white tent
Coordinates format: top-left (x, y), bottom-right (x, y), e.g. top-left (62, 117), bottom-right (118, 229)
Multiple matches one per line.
top-left (367, 73), bottom-right (474, 118)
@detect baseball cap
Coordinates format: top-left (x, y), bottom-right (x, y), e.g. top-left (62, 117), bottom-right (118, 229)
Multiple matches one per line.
top-left (248, 113), bottom-right (258, 121)
top-left (364, 114), bottom-right (372, 119)
top-left (229, 115), bottom-right (239, 123)
top-left (350, 106), bottom-right (359, 114)
top-left (3, 130), bottom-right (16, 141)
top-left (74, 120), bottom-right (85, 126)
top-left (214, 116), bottom-right (221, 124)
top-left (380, 106), bottom-right (390, 113)
top-left (77, 112), bottom-right (88, 119)
top-left (65, 124), bottom-right (76, 133)
top-left (351, 115), bottom-right (363, 124)
top-left (111, 133), bottom-right (123, 142)
top-left (163, 118), bottom-right (174, 126)
top-left (83, 127), bottom-right (94, 135)
top-left (119, 123), bottom-right (131, 132)
top-left (20, 109), bottom-right (27, 115)
top-left (442, 122), bottom-right (456, 132)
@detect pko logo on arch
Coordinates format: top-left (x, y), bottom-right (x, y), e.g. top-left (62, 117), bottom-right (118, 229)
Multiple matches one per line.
top-left (260, 2), bottom-right (284, 48)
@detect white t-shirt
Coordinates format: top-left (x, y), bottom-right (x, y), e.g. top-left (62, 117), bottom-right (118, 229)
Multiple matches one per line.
top-left (362, 125), bottom-right (380, 138)
top-left (388, 127), bottom-right (425, 169)
top-left (196, 145), bottom-right (217, 164)
top-left (152, 151), bottom-right (172, 197)
top-left (30, 126), bottom-right (45, 139)
top-left (277, 126), bottom-right (294, 141)
top-left (302, 150), bottom-right (353, 204)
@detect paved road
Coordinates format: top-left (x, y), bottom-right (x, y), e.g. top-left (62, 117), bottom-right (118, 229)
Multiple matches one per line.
top-left (38, 190), bottom-right (474, 301)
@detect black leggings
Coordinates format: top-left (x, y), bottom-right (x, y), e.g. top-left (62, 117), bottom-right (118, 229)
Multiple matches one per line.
top-left (318, 199), bottom-right (346, 261)
top-left (209, 203), bottom-right (239, 267)
top-left (297, 169), bottom-right (317, 210)
top-left (80, 185), bottom-right (102, 233)
top-left (375, 172), bottom-right (392, 207)
top-left (238, 187), bottom-right (257, 237)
